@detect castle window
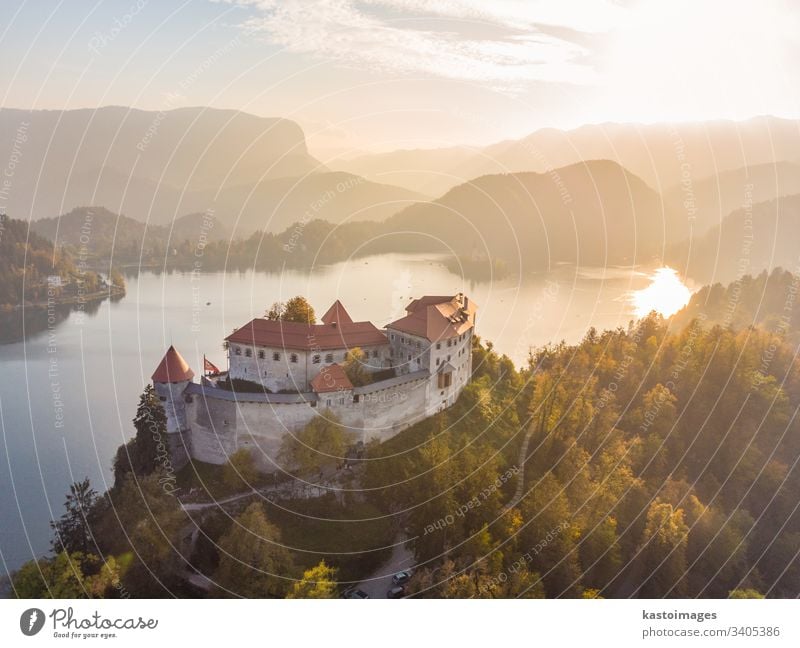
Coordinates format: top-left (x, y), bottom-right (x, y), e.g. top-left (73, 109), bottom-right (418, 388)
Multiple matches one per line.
top-left (436, 342), bottom-right (441, 350)
top-left (290, 353), bottom-right (298, 363)
top-left (416, 342), bottom-right (421, 349)
top-left (339, 398), bottom-right (344, 405)
top-left (258, 350), bottom-right (265, 359)
top-left (371, 349), bottom-right (378, 358)
top-left (159, 396), bottom-right (166, 402)
top-left (273, 352), bottom-right (281, 361)
top-left (391, 334), bottom-right (395, 340)
top-left (353, 394), bottom-right (360, 403)
top-left (436, 358), bottom-right (440, 366)
top-left (326, 399), bottom-right (331, 407)
top-left (447, 339), bottom-right (452, 347)
top-left (313, 355), bottom-right (321, 364)
top-left (325, 353), bottom-right (334, 363)
top-left (245, 348), bottom-right (252, 357)
top-left (234, 346), bottom-right (242, 356)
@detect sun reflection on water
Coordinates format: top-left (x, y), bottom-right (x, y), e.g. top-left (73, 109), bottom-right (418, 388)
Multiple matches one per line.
top-left (631, 267), bottom-right (692, 318)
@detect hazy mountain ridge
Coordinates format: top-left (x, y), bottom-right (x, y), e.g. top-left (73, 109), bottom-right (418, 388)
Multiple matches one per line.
top-left (331, 117), bottom-right (800, 198)
top-left (663, 161), bottom-right (800, 238)
top-left (0, 106), bottom-right (322, 222)
top-left (30, 206), bottom-right (231, 261)
top-left (669, 193), bottom-right (800, 284)
top-left (672, 268), bottom-right (800, 342)
top-left (377, 159), bottom-right (666, 272)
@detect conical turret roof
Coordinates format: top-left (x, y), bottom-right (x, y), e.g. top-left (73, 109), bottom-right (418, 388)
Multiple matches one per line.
top-left (152, 345), bottom-right (195, 383)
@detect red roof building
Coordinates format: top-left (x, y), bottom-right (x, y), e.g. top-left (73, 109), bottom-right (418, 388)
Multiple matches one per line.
top-left (320, 299), bottom-right (354, 326)
top-left (226, 306), bottom-right (386, 351)
top-left (387, 293), bottom-right (476, 341)
top-left (152, 345), bottom-right (195, 383)
top-left (309, 363), bottom-right (354, 393)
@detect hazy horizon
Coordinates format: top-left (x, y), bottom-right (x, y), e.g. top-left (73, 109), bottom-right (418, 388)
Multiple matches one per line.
top-left (3, 0), bottom-right (799, 155)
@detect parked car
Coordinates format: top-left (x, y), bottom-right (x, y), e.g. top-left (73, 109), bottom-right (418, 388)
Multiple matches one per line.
top-left (387, 585), bottom-right (406, 599)
top-left (342, 587), bottom-right (369, 599)
top-left (392, 571), bottom-right (411, 585)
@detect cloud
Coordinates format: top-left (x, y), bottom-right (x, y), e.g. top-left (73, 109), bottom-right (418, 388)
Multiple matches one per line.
top-left (215, 0), bottom-right (624, 89)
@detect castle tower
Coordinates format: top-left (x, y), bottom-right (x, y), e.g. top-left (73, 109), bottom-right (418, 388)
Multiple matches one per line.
top-left (151, 345), bottom-right (195, 470)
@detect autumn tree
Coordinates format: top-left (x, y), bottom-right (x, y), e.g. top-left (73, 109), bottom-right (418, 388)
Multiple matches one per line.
top-left (214, 503), bottom-right (294, 598)
top-left (286, 561), bottom-right (338, 598)
top-left (12, 552), bottom-right (127, 599)
top-left (343, 347), bottom-right (369, 386)
top-left (279, 411), bottom-right (354, 477)
top-left (266, 296), bottom-right (316, 324)
top-left (223, 448), bottom-right (259, 491)
top-left (637, 501), bottom-right (689, 598)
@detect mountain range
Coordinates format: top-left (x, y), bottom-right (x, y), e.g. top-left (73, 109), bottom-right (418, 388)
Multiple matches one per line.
top-left (333, 116), bottom-right (800, 198)
top-left (4, 106), bottom-right (800, 282)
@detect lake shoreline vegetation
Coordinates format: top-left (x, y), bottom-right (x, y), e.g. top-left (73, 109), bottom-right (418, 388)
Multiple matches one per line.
top-left (0, 215), bottom-right (127, 341)
top-left (9, 272), bottom-right (800, 599)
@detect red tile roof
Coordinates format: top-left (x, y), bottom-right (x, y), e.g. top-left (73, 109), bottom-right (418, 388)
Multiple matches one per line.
top-left (226, 318), bottom-right (387, 351)
top-left (320, 300), bottom-right (354, 325)
top-left (152, 345), bottom-right (195, 383)
top-left (310, 363), bottom-right (354, 393)
top-left (388, 294), bottom-right (476, 341)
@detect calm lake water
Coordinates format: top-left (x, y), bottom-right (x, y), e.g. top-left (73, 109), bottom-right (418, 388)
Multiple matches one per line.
top-left (0, 254), bottom-right (665, 574)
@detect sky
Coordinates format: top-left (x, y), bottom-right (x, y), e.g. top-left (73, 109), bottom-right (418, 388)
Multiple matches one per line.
top-left (1, 0), bottom-right (799, 154)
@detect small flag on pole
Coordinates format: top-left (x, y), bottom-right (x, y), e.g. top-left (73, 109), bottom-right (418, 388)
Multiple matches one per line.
top-left (204, 355), bottom-right (220, 375)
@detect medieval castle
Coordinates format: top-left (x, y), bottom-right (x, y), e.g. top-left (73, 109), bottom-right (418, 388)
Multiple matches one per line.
top-left (152, 294), bottom-right (477, 472)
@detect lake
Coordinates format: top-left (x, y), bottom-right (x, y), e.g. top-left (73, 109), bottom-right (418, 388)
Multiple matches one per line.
top-left (0, 254), bottom-right (672, 574)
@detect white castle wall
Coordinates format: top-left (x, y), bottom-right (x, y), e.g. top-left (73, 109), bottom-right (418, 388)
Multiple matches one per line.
top-left (228, 342), bottom-right (391, 392)
top-left (178, 369), bottom-right (438, 471)
top-left (160, 319), bottom-right (474, 473)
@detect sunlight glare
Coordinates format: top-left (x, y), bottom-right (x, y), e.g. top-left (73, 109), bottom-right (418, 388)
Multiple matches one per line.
top-left (632, 267), bottom-right (691, 318)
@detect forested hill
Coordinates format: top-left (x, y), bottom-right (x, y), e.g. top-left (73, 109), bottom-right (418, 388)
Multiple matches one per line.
top-left (0, 214), bottom-right (97, 307)
top-left (14, 313), bottom-right (800, 598)
top-left (380, 160), bottom-right (667, 272)
top-left (672, 268), bottom-right (800, 343)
